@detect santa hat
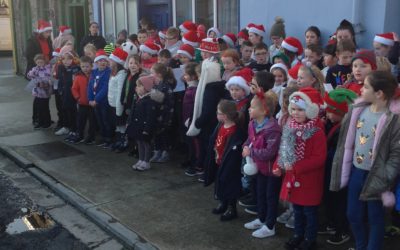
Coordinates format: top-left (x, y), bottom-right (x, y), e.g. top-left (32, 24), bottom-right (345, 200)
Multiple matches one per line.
top-left (352, 49), bottom-right (377, 70)
top-left (374, 32), bottom-right (395, 46)
top-left (177, 44), bottom-right (195, 59)
top-left (324, 88), bottom-right (357, 116)
top-left (288, 63), bottom-right (302, 80)
top-left (221, 33), bottom-right (237, 48)
top-left (248, 24), bottom-right (266, 38)
top-left (198, 31), bottom-right (207, 40)
top-left (282, 36), bottom-right (303, 56)
top-left (94, 49), bottom-right (108, 63)
top-left (59, 25), bottom-right (71, 35)
top-left (207, 27), bottom-right (221, 38)
top-left (182, 31), bottom-right (200, 48)
top-left (246, 23), bottom-right (256, 30)
top-left (138, 75), bottom-right (156, 92)
top-left (270, 63), bottom-right (288, 75)
top-left (179, 20), bottom-right (197, 34)
top-left (237, 30), bottom-right (249, 41)
top-left (289, 87), bottom-right (323, 119)
top-left (37, 20), bottom-right (52, 33)
top-left (198, 38), bottom-right (220, 54)
top-left (52, 48), bottom-right (61, 57)
top-left (158, 30), bottom-right (167, 40)
top-left (225, 67), bottom-right (254, 96)
top-left (140, 41), bottom-right (161, 55)
top-left (109, 47), bottom-right (128, 65)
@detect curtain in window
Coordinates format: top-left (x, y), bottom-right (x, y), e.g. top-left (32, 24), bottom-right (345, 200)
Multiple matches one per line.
top-left (217, 0), bottom-right (238, 34)
top-left (103, 0), bottom-right (114, 40)
top-left (176, 0), bottom-right (192, 26)
top-left (195, 0), bottom-right (213, 29)
top-left (127, 0), bottom-right (138, 34)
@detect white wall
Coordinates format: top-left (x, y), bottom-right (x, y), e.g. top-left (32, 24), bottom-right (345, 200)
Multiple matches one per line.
top-left (240, 0), bottom-right (398, 49)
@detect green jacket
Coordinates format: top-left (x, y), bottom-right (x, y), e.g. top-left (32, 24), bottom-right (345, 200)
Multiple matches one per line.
top-left (330, 100), bottom-right (400, 200)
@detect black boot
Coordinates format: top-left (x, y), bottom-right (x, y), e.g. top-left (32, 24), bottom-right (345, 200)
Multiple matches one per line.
top-left (285, 236), bottom-right (304, 250)
top-left (212, 201), bottom-right (227, 215)
top-left (220, 202), bottom-right (237, 221)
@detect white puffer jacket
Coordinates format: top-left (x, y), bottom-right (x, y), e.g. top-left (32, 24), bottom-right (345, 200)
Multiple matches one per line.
top-left (108, 69), bottom-right (127, 116)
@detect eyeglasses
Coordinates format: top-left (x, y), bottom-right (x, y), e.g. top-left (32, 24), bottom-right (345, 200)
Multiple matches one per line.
top-left (255, 52), bottom-right (267, 56)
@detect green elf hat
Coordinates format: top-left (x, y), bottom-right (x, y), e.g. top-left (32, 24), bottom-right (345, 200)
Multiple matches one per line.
top-left (324, 88), bottom-right (357, 116)
top-left (104, 43), bottom-right (115, 56)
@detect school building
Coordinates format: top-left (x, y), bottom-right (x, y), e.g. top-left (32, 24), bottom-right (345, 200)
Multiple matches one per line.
top-left (7, 0), bottom-right (400, 74)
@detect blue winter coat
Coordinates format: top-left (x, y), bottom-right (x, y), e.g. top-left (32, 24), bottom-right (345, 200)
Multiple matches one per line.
top-left (88, 67), bottom-right (111, 106)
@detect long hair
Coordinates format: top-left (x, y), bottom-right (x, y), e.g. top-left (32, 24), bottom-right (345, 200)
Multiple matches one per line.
top-left (218, 99), bottom-right (239, 124)
top-left (151, 63), bottom-right (177, 89)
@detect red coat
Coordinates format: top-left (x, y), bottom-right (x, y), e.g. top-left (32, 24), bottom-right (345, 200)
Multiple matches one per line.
top-left (343, 81), bottom-right (362, 96)
top-left (71, 72), bottom-right (90, 105)
top-left (274, 128), bottom-right (327, 206)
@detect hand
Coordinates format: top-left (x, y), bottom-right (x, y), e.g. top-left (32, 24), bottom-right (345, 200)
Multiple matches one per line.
top-left (284, 163), bottom-right (293, 171)
top-left (273, 168), bottom-right (282, 177)
top-left (242, 146), bottom-right (250, 157)
top-left (393, 32), bottom-right (399, 42)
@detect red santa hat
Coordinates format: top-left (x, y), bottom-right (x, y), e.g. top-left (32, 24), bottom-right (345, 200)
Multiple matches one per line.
top-left (177, 44), bottom-right (195, 59)
top-left (94, 49), bottom-right (108, 63)
top-left (207, 27), bottom-right (221, 38)
top-left (182, 30), bottom-right (200, 48)
top-left (374, 32), bottom-right (395, 46)
top-left (246, 23), bottom-right (256, 30)
top-left (289, 87), bottom-right (323, 119)
top-left (288, 63), bottom-right (301, 80)
top-left (37, 20), bottom-right (52, 33)
top-left (221, 33), bottom-right (237, 48)
top-left (198, 38), bottom-right (220, 54)
top-left (59, 25), bottom-right (72, 35)
top-left (282, 36), bottom-right (304, 56)
top-left (52, 48), bottom-right (61, 57)
top-left (225, 67), bottom-right (254, 96)
top-left (237, 30), bottom-right (249, 41)
top-left (139, 41), bottom-right (161, 55)
top-left (158, 30), bottom-right (167, 40)
top-left (248, 24), bottom-right (266, 38)
top-left (109, 47), bottom-right (128, 65)
top-left (179, 20), bottom-right (197, 34)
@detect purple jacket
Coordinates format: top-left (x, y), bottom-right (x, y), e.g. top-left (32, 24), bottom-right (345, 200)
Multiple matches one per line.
top-left (182, 85), bottom-right (197, 126)
top-left (244, 118), bottom-right (281, 176)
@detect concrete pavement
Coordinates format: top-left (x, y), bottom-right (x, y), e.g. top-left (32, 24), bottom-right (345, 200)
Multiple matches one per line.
top-left (0, 56), bottom-right (398, 250)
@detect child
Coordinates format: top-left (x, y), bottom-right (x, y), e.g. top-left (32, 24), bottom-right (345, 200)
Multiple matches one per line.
top-left (140, 41), bottom-right (161, 71)
top-left (197, 38), bottom-right (220, 63)
top-left (137, 29), bottom-right (148, 45)
top-left (88, 50), bottom-right (112, 146)
top-left (55, 50), bottom-right (80, 138)
top-left (273, 87), bottom-right (327, 250)
top-left (320, 88), bottom-right (356, 245)
top-left (122, 55), bottom-right (143, 122)
top-left (281, 36), bottom-right (303, 69)
top-left (321, 43), bottom-right (337, 77)
top-left (26, 54), bottom-right (53, 129)
top-left (182, 62), bottom-right (200, 176)
top-left (335, 19), bottom-right (357, 47)
top-left (304, 44), bottom-right (324, 70)
top-left (179, 20), bottom-right (197, 36)
top-left (330, 71), bottom-right (400, 250)
top-left (158, 30), bottom-right (167, 48)
top-left (240, 41), bottom-right (255, 66)
top-left (84, 43), bottom-right (97, 64)
top-left (325, 40), bottom-right (356, 88)
top-left (177, 44), bottom-right (195, 65)
top-left (250, 71), bottom-right (275, 95)
top-left (50, 49), bottom-right (63, 131)
top-left (237, 29), bottom-right (249, 48)
top-left (165, 27), bottom-right (183, 57)
top-left (343, 50), bottom-right (377, 96)
top-left (272, 52), bottom-right (290, 68)
top-left (129, 75), bottom-right (158, 171)
top-left (305, 26), bottom-right (321, 46)
top-left (243, 91), bottom-right (282, 238)
top-left (225, 68), bottom-right (253, 129)
top-left (248, 24), bottom-right (266, 47)
top-left (71, 56), bottom-right (96, 144)
top-left (374, 32), bottom-right (399, 78)
top-left (204, 100), bottom-right (245, 221)
top-left (297, 65), bottom-right (325, 95)
top-left (249, 44), bottom-right (271, 72)
top-left (221, 49), bottom-right (241, 81)
top-left (149, 63), bottom-right (176, 163)
top-left (107, 47), bottom-right (128, 149)
top-left (207, 27), bottom-right (220, 38)
top-left (270, 63), bottom-right (288, 98)
top-left (269, 17), bottom-right (285, 63)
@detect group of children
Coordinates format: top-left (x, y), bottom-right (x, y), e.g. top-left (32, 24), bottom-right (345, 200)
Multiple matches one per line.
top-left (25, 17), bottom-right (400, 250)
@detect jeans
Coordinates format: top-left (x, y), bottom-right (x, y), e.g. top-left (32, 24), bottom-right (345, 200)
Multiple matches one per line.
top-left (347, 166), bottom-right (385, 250)
top-left (293, 204), bottom-right (318, 242)
top-left (256, 174), bottom-right (282, 229)
top-left (77, 105), bottom-right (96, 139)
top-left (95, 104), bottom-right (113, 142)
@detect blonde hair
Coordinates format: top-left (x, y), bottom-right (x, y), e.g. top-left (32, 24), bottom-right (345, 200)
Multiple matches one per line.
top-left (253, 90), bottom-right (279, 117)
top-left (299, 65), bottom-right (325, 95)
top-left (84, 43), bottom-right (97, 53)
top-left (376, 56), bottom-right (391, 72)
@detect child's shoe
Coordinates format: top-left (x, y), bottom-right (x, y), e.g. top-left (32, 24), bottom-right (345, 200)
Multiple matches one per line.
top-left (137, 162), bottom-right (151, 171)
top-left (156, 151), bottom-right (169, 163)
top-left (185, 166), bottom-right (197, 177)
top-left (327, 233), bottom-right (350, 245)
top-left (244, 218), bottom-right (264, 230)
top-left (220, 204), bottom-right (237, 221)
top-left (285, 214), bottom-right (295, 229)
top-left (244, 205), bottom-right (258, 215)
top-left (131, 160), bottom-right (143, 170)
top-left (149, 150), bottom-right (161, 162)
top-left (55, 127), bottom-right (69, 136)
top-left (212, 202), bottom-right (227, 214)
top-left (252, 225), bottom-right (275, 238)
top-left (277, 208), bottom-right (293, 224)
top-left (64, 132), bottom-right (75, 143)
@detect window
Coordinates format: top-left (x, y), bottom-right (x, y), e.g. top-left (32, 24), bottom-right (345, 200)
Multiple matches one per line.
top-left (217, 0), bottom-right (238, 34)
top-left (176, 0), bottom-right (192, 26)
top-left (127, 0), bottom-right (138, 34)
top-left (115, 0), bottom-right (125, 34)
top-left (195, 0), bottom-right (213, 29)
top-left (103, 0), bottom-right (114, 41)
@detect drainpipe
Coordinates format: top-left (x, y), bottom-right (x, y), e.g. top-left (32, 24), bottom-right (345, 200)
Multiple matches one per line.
top-left (352, 0), bottom-right (365, 34)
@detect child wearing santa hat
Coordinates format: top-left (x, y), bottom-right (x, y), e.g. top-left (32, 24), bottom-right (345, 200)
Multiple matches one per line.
top-left (374, 32), bottom-right (399, 79)
top-left (388, 32), bottom-right (400, 81)
top-left (273, 87), bottom-right (327, 250)
top-left (53, 25), bottom-right (75, 50)
top-left (140, 41), bottom-right (161, 71)
top-left (281, 36), bottom-right (304, 69)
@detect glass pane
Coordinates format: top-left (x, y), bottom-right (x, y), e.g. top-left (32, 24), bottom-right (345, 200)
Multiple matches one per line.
top-left (103, 0), bottom-right (114, 41)
top-left (217, 0), bottom-right (238, 34)
top-left (195, 0), bottom-right (213, 29)
top-left (115, 0), bottom-right (125, 35)
top-left (127, 0), bottom-right (138, 34)
top-left (176, 0), bottom-right (192, 26)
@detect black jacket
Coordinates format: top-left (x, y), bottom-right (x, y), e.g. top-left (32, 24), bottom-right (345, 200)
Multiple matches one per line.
top-left (126, 94), bottom-right (158, 141)
top-left (78, 34), bottom-right (107, 56)
top-left (57, 64), bottom-right (81, 108)
top-left (204, 123), bottom-right (245, 201)
top-left (120, 70), bottom-right (141, 115)
top-left (25, 33), bottom-right (53, 78)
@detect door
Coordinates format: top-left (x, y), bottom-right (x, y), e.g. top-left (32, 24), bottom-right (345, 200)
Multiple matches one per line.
top-left (139, 0), bottom-right (171, 30)
top-left (69, 6), bottom-right (85, 50)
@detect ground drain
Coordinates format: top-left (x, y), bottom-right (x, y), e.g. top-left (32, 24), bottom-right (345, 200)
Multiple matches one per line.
top-left (6, 211), bottom-right (55, 235)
